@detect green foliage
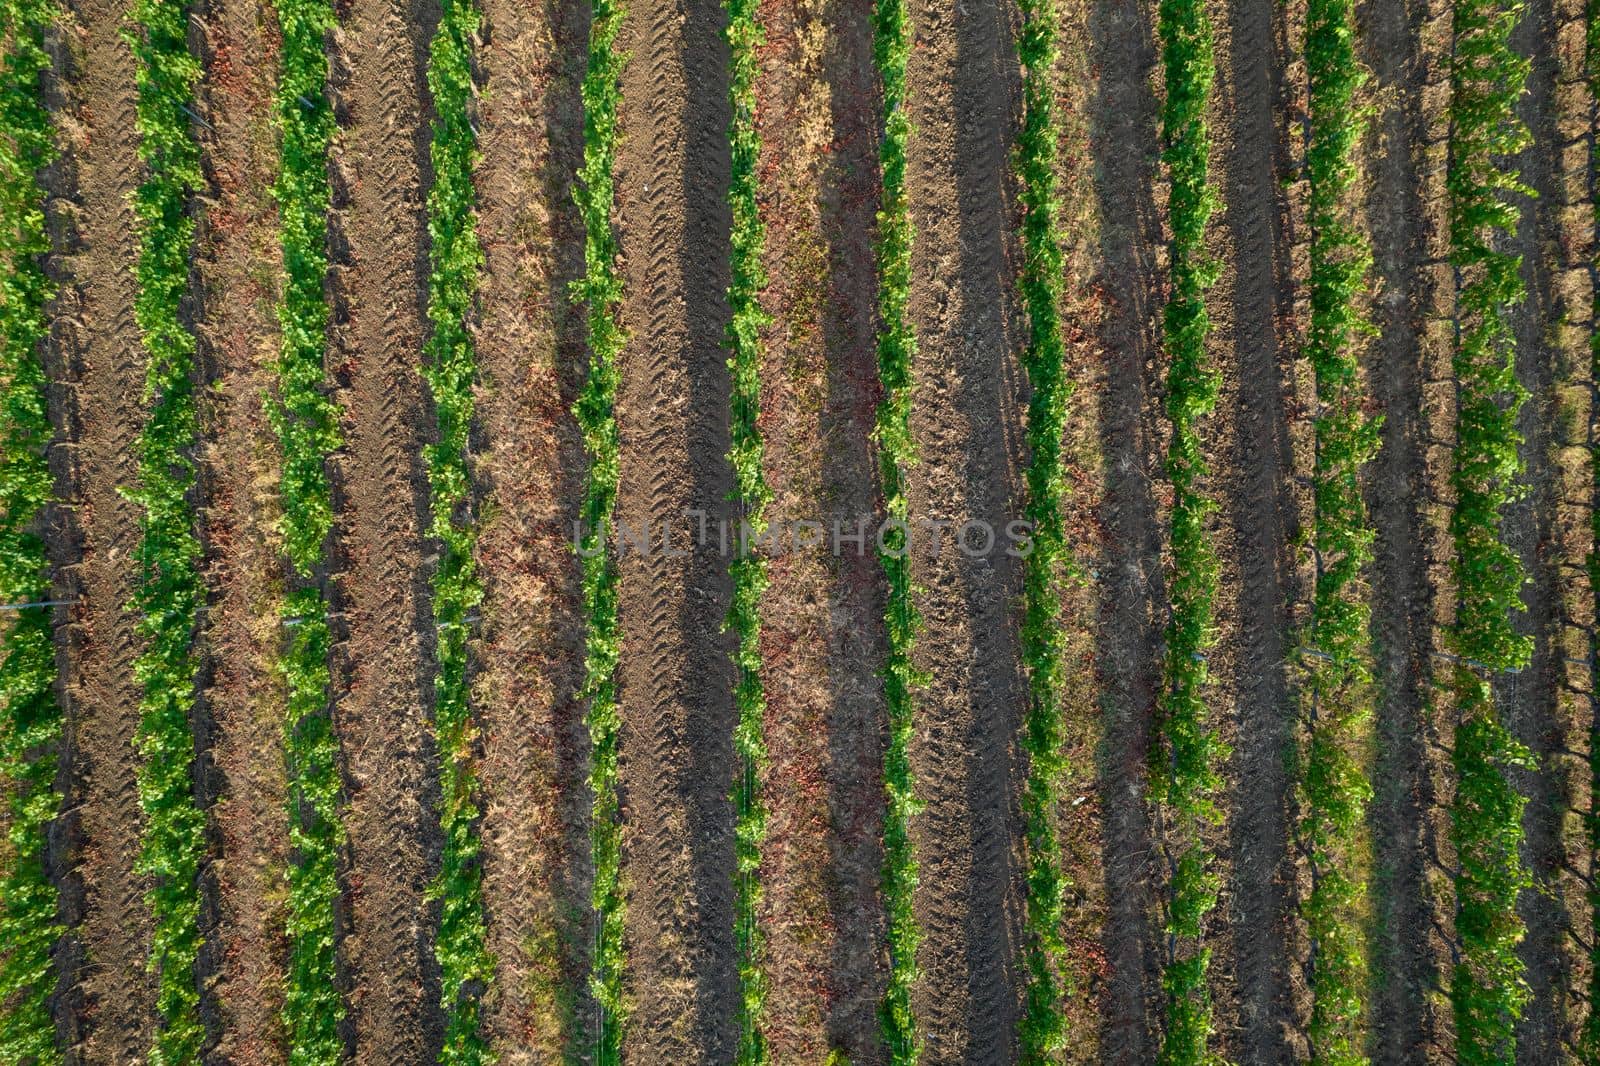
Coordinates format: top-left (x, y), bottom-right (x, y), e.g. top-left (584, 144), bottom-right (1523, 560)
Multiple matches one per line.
top-left (126, 0), bottom-right (207, 1059)
top-left (1296, 0), bottom-right (1379, 1059)
top-left (421, 0), bottom-right (494, 1060)
top-left (0, 0), bottom-right (62, 1061)
top-left (1152, 0), bottom-right (1226, 1059)
top-left (572, 0), bottom-right (627, 1056)
top-left (1013, 0), bottom-right (1073, 1058)
top-left (270, 0), bottom-right (340, 580)
top-left (267, 0), bottom-right (345, 1060)
top-left (1443, 0), bottom-right (1535, 1057)
top-left (723, 0), bottom-right (773, 1059)
top-left (871, 0), bottom-right (924, 1059)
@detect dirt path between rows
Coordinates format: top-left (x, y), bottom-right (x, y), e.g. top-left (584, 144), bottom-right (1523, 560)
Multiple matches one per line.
top-left (1503, 0), bottom-right (1589, 1053)
top-left (812, 0), bottom-right (892, 1056)
top-left (1579, 2), bottom-right (1600, 1044)
top-left (46, 0), bottom-right (156, 1057)
top-left (1544, 0), bottom-right (1600, 1045)
top-left (324, 0), bottom-right (440, 1059)
top-left (746, 0), bottom-right (889, 1053)
top-left (189, 0), bottom-right (289, 1058)
top-left (1045, 0), bottom-right (1116, 1056)
top-left (1357, 0), bottom-right (1453, 1054)
top-left (1209, 0), bottom-right (1305, 1056)
top-left (612, 0), bottom-right (739, 1055)
top-left (469, 0), bottom-right (592, 1057)
top-left (1084, 0), bottom-right (1167, 1057)
top-left (901, 0), bottom-right (1027, 1057)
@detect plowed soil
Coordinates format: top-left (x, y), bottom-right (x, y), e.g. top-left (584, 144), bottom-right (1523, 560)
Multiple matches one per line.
top-left (902, 0), bottom-right (1028, 1056)
top-left (47, 0), bottom-right (156, 1057)
top-left (749, 0), bottom-right (889, 1056)
top-left (323, 1), bottom-right (440, 1058)
top-left (191, 0), bottom-right (290, 1059)
top-left (23, 0), bottom-right (1599, 1060)
top-left (610, 0), bottom-right (741, 1053)
top-left (470, 0), bottom-right (593, 1056)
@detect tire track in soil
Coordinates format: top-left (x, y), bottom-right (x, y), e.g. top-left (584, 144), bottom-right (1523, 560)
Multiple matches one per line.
top-left (1503, 0), bottom-right (1581, 1055)
top-left (1544, 0), bottom-right (1600, 1044)
top-left (1210, 0), bottom-right (1303, 1058)
top-left (189, 0), bottom-right (290, 1058)
top-left (1356, 0), bottom-right (1452, 1053)
top-left (1575, 1), bottom-right (1600, 1042)
top-left (323, 0), bottom-right (441, 1059)
top-left (470, 0), bottom-right (592, 1057)
top-left (746, 0), bottom-right (887, 1055)
top-left (901, 0), bottom-right (1026, 1057)
top-left (815, 0), bottom-right (891, 1055)
top-left (613, 0), bottom-right (738, 1055)
top-left (46, 0), bottom-right (157, 1057)
top-left (1085, 0), bottom-right (1166, 1057)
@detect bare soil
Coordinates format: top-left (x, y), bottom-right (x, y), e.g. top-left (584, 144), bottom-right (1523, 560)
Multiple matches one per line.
top-left (1503, 0), bottom-right (1596, 1056)
top-left (1046, 0), bottom-right (1118, 1057)
top-left (1208, 0), bottom-right (1308, 1056)
top-left (747, 0), bottom-right (890, 1054)
top-left (324, 0), bottom-right (441, 1058)
top-left (1503, 0), bottom-right (1570, 1053)
top-left (901, 0), bottom-right (1029, 1057)
top-left (1356, 0), bottom-right (1456, 1055)
top-left (611, 0), bottom-right (739, 1056)
top-left (1083, 0), bottom-right (1169, 1057)
top-left (190, 0), bottom-right (290, 1058)
top-left (46, 0), bottom-right (157, 1058)
top-left (469, 0), bottom-right (593, 1056)
top-left (808, 0), bottom-right (894, 1055)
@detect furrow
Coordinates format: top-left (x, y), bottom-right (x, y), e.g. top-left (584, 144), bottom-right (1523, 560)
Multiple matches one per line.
top-left (612, 0), bottom-right (737, 1055)
top-left (189, 0), bottom-right (289, 1055)
top-left (899, 0), bottom-right (1026, 1056)
top-left (51, 0), bottom-right (158, 1056)
top-left (1210, 0), bottom-right (1303, 1055)
top-left (324, 0), bottom-right (439, 1059)
top-left (1084, 0), bottom-right (1167, 1057)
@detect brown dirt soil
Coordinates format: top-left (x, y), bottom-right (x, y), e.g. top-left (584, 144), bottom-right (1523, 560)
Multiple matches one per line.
top-left (1084, 0), bottom-right (1168, 1057)
top-left (1208, 0), bottom-right (1309, 1056)
top-left (45, 0), bottom-right (157, 1058)
top-left (1548, 0), bottom-right (1600, 1049)
top-left (901, 0), bottom-right (1029, 1057)
top-left (189, 0), bottom-right (290, 1059)
top-left (742, 0), bottom-right (840, 1055)
top-left (611, 0), bottom-right (739, 1056)
top-left (323, 0), bottom-right (441, 1059)
top-left (1503, 0), bottom-right (1594, 1055)
top-left (812, 0), bottom-right (894, 1055)
top-left (745, 0), bottom-right (889, 1055)
top-left (1356, 0), bottom-right (1455, 1053)
top-left (468, 0), bottom-right (593, 1057)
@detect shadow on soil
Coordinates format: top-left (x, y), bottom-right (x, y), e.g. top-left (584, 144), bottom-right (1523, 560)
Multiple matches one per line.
top-left (951, 0), bottom-right (1027, 1055)
top-left (1216, 0), bottom-right (1301, 1057)
top-left (1085, 0), bottom-right (1166, 1058)
top-left (819, 0), bottom-right (890, 1057)
top-left (1355, 0), bottom-right (1445, 1055)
